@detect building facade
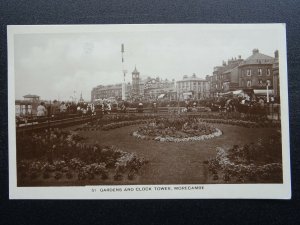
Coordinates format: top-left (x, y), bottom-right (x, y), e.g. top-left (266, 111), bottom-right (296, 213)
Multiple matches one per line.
top-left (91, 49), bottom-right (278, 102)
top-left (238, 49), bottom-right (275, 90)
top-left (91, 83), bottom-right (132, 101)
top-left (210, 56), bottom-right (244, 96)
top-left (176, 74), bottom-right (210, 100)
top-left (143, 77), bottom-right (176, 101)
top-left (272, 50), bottom-right (280, 99)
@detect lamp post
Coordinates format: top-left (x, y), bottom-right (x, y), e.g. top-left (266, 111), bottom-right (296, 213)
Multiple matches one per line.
top-left (266, 81), bottom-right (270, 103)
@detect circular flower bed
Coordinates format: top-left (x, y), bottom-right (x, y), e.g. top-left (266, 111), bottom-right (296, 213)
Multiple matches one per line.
top-left (132, 117), bottom-right (222, 142)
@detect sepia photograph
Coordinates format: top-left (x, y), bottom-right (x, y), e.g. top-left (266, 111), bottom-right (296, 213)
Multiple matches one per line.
top-left (8, 24), bottom-right (290, 199)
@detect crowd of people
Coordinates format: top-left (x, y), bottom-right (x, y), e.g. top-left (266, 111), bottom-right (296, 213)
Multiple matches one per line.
top-left (36, 100), bottom-right (94, 118)
top-left (30, 93), bottom-right (279, 121)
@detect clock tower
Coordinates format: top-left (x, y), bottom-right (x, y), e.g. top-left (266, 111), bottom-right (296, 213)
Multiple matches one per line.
top-left (132, 66), bottom-right (140, 96)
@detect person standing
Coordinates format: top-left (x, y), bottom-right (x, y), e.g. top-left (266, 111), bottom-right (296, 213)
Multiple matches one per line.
top-left (59, 102), bottom-right (67, 118)
top-left (51, 100), bottom-right (60, 116)
top-left (37, 102), bottom-right (47, 117)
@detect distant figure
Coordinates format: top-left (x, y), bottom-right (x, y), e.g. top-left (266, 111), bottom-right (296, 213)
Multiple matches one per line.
top-left (152, 102), bottom-right (158, 113)
top-left (192, 102), bottom-right (197, 112)
top-left (37, 102), bottom-right (47, 117)
top-left (60, 102), bottom-right (67, 113)
top-left (87, 106), bottom-right (92, 115)
top-left (77, 105), bottom-right (81, 114)
top-left (120, 102), bottom-right (126, 113)
top-left (137, 102), bottom-right (143, 113)
top-left (81, 107), bottom-right (87, 115)
top-left (51, 100), bottom-right (60, 116)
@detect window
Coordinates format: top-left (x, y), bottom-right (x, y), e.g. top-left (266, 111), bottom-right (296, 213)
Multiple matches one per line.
top-left (247, 80), bottom-right (252, 87)
top-left (247, 69), bottom-right (251, 76)
top-left (258, 68), bottom-right (262, 76)
top-left (267, 68), bottom-right (271, 76)
top-left (259, 80), bottom-right (263, 86)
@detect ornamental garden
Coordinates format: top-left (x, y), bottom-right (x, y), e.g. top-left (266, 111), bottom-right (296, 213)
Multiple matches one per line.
top-left (16, 112), bottom-right (282, 186)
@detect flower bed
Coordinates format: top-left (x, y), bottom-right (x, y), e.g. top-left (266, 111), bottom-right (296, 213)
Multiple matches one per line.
top-left (102, 119), bottom-right (148, 131)
top-left (17, 129), bottom-right (148, 184)
top-left (75, 112), bottom-right (279, 132)
top-left (198, 118), bottom-right (258, 128)
top-left (133, 129), bottom-right (222, 142)
top-left (132, 117), bottom-right (222, 142)
top-left (18, 146), bottom-right (148, 182)
top-left (198, 118), bottom-right (280, 128)
top-left (189, 112), bottom-right (280, 128)
top-left (75, 114), bottom-right (156, 131)
top-left (207, 133), bottom-right (282, 183)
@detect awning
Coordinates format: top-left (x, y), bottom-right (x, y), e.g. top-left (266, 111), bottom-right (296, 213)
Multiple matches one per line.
top-left (254, 89), bottom-right (274, 95)
top-left (232, 90), bottom-right (243, 95)
top-left (158, 94), bottom-right (165, 99)
top-left (220, 91), bottom-right (232, 96)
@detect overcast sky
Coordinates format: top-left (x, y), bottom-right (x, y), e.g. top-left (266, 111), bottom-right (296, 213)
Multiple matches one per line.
top-left (14, 24), bottom-right (283, 101)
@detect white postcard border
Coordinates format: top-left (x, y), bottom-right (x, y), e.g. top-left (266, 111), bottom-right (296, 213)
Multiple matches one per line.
top-left (8, 24), bottom-right (291, 199)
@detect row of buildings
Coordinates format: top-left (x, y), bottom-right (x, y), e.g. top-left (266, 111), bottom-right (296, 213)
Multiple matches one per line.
top-left (91, 49), bottom-right (280, 102)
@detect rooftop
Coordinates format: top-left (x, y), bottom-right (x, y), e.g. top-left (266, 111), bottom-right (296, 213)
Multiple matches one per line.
top-left (223, 65), bottom-right (239, 74)
top-left (178, 74), bottom-right (206, 82)
top-left (242, 49), bottom-right (274, 65)
top-left (23, 94), bottom-right (40, 98)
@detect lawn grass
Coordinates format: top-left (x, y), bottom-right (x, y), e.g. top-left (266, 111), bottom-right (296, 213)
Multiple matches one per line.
top-left (76, 124), bottom-right (281, 185)
top-left (18, 123), bottom-right (281, 186)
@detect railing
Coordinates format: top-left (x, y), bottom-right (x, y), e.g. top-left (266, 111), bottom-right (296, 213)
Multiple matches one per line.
top-left (16, 114), bottom-right (100, 133)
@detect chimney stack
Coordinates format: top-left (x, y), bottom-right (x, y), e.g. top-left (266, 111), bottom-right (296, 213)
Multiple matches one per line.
top-left (252, 49), bottom-right (259, 54)
top-left (274, 50), bottom-right (279, 59)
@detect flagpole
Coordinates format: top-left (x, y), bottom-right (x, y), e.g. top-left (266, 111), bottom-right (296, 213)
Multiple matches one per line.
top-left (121, 44), bottom-right (127, 101)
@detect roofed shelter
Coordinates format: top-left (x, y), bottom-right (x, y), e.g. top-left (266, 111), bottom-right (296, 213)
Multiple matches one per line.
top-left (15, 94), bottom-right (40, 117)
